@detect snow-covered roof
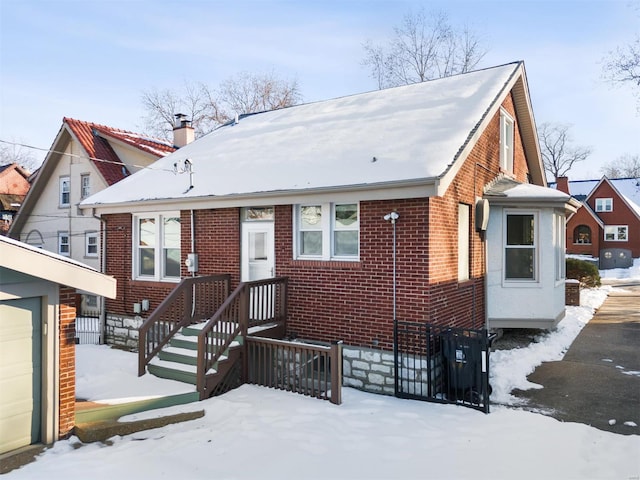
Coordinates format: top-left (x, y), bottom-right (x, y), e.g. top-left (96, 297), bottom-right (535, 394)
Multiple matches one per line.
top-left (549, 177), bottom-right (640, 218)
top-left (0, 235), bottom-right (117, 298)
top-left (485, 177), bottom-right (578, 212)
top-left (82, 62), bottom-right (527, 209)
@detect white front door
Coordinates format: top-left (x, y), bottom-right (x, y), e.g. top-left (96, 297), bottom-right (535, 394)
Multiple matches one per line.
top-left (241, 222), bottom-right (275, 282)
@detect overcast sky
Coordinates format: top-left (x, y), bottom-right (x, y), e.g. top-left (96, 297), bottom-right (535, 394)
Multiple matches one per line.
top-left (1, 0), bottom-right (638, 180)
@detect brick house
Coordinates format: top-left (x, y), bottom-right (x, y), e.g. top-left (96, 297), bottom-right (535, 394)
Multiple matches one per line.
top-left (0, 235), bottom-right (115, 454)
top-left (553, 176), bottom-right (640, 259)
top-left (81, 62), bottom-right (577, 395)
top-left (0, 163), bottom-right (31, 235)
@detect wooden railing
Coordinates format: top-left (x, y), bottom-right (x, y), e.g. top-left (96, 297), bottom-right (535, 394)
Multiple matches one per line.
top-left (196, 277), bottom-right (288, 399)
top-left (138, 275), bottom-right (231, 376)
top-left (246, 337), bottom-right (342, 405)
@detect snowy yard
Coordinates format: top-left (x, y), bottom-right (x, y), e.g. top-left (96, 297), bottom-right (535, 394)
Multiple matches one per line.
top-left (6, 259), bottom-right (640, 479)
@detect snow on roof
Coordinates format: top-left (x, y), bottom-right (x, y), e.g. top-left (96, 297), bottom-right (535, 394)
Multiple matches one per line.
top-left (485, 177), bottom-right (572, 202)
top-left (550, 177), bottom-right (640, 215)
top-left (1, 235), bottom-right (117, 298)
top-left (82, 62), bottom-right (522, 207)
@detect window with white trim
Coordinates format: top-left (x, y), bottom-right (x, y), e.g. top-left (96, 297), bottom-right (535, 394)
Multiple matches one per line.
top-left (595, 198), bottom-right (613, 212)
top-left (604, 225), bottom-right (628, 241)
top-left (81, 174), bottom-right (91, 199)
top-left (133, 213), bottom-right (181, 281)
top-left (294, 203), bottom-right (359, 260)
top-left (58, 231), bottom-right (70, 256)
top-left (458, 203), bottom-right (470, 282)
top-left (554, 213), bottom-right (566, 281)
top-left (504, 212), bottom-right (536, 281)
top-left (500, 109), bottom-right (514, 173)
top-left (59, 176), bottom-right (70, 207)
top-left (85, 231), bottom-right (98, 257)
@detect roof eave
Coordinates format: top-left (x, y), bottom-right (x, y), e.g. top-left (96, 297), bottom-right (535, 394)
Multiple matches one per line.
top-left (81, 177), bottom-right (440, 215)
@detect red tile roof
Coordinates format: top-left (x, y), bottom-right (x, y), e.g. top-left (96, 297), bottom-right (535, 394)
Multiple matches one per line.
top-left (63, 118), bottom-right (176, 186)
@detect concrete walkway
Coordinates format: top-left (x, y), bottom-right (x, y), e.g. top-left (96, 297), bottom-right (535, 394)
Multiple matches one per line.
top-left (513, 283), bottom-right (640, 435)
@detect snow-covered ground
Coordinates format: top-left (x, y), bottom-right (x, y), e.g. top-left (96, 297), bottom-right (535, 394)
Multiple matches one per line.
top-left (6, 259), bottom-right (640, 479)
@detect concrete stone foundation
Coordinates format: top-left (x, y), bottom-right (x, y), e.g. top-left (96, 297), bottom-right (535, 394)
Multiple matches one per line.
top-left (105, 314), bottom-right (142, 349)
top-left (342, 346), bottom-right (396, 395)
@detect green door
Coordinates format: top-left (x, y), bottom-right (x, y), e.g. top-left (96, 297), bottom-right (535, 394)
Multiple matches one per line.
top-left (0, 298), bottom-right (42, 454)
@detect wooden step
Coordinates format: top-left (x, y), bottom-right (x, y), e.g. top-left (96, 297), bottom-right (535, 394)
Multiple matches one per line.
top-left (169, 333), bottom-right (242, 351)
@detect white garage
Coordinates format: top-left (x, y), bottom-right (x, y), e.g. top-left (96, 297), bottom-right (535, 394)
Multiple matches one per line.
top-left (0, 236), bottom-right (116, 455)
top-left (0, 298), bottom-right (42, 453)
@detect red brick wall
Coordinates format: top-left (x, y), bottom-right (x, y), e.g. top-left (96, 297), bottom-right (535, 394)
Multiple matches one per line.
top-left (586, 182), bottom-right (640, 257)
top-left (566, 208), bottom-right (601, 257)
top-left (102, 93), bottom-right (534, 349)
top-left (58, 286), bottom-right (76, 438)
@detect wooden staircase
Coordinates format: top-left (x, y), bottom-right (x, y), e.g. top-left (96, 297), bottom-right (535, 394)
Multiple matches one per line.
top-left (147, 322), bottom-right (243, 387)
top-left (138, 276), bottom-right (289, 401)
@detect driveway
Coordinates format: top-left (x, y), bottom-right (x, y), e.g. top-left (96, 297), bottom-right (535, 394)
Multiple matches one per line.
top-left (512, 283), bottom-right (640, 435)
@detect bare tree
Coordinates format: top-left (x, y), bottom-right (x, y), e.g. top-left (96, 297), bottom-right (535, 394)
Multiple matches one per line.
top-left (602, 4), bottom-right (640, 106)
top-left (215, 72), bottom-right (301, 119)
top-left (538, 122), bottom-right (593, 179)
top-left (600, 153), bottom-right (640, 178)
top-left (140, 81), bottom-right (215, 141)
top-left (0, 140), bottom-right (39, 172)
top-left (362, 9), bottom-right (487, 89)
top-left (141, 72), bottom-right (301, 141)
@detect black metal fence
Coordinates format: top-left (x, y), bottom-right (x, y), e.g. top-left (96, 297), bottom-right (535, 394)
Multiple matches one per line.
top-left (394, 321), bottom-right (492, 413)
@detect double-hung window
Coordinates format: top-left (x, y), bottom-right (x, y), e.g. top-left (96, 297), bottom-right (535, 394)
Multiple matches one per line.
top-left (85, 231), bottom-right (98, 257)
top-left (458, 203), bottom-right (470, 282)
top-left (595, 198), bottom-right (613, 212)
top-left (504, 211), bottom-right (537, 281)
top-left (81, 174), bottom-right (91, 199)
top-left (295, 203), bottom-right (359, 260)
top-left (58, 231), bottom-right (70, 256)
top-left (604, 225), bottom-right (628, 241)
top-left (500, 109), bottom-right (514, 173)
top-left (133, 212), bottom-right (181, 281)
top-left (59, 176), bottom-right (70, 207)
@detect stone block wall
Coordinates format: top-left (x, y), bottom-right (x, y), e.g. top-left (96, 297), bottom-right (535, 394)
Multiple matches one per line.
top-left (342, 346), bottom-right (396, 395)
top-left (105, 314), bottom-right (142, 349)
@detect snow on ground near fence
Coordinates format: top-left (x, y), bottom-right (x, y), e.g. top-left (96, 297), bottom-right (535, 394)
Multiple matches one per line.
top-left (5, 259), bottom-right (640, 480)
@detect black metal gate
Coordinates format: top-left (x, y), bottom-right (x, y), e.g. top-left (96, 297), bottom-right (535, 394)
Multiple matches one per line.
top-left (394, 321), bottom-right (492, 413)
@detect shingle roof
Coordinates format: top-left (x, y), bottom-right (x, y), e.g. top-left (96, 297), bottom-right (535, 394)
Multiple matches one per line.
top-left (83, 62), bottom-right (543, 210)
top-left (64, 118), bottom-right (175, 186)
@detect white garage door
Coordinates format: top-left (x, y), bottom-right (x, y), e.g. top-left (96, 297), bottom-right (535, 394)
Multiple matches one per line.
top-left (0, 298), bottom-right (42, 455)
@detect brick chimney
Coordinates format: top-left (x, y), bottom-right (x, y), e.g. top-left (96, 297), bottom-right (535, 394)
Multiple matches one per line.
top-left (555, 176), bottom-right (570, 195)
top-left (173, 113), bottom-right (195, 148)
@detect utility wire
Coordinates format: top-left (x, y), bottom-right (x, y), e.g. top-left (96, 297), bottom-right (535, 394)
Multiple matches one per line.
top-left (0, 138), bottom-right (177, 174)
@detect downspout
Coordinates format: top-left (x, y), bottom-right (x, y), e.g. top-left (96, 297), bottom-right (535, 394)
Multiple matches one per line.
top-left (190, 209), bottom-right (196, 318)
top-left (385, 211), bottom-right (399, 394)
top-left (93, 209), bottom-right (107, 344)
top-left (384, 212), bottom-right (400, 323)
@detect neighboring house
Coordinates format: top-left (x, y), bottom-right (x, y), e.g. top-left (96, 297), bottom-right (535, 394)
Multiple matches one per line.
top-left (81, 62), bottom-right (577, 395)
top-left (0, 235), bottom-right (116, 455)
top-left (552, 176), bottom-right (640, 259)
top-left (8, 117), bottom-right (184, 316)
top-left (0, 163), bottom-right (31, 235)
